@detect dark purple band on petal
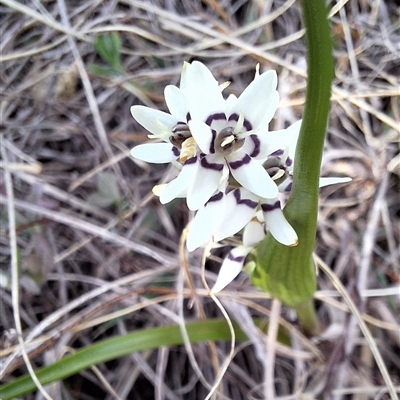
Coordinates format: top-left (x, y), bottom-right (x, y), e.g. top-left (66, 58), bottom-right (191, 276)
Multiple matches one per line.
top-left (208, 191), bottom-right (224, 203)
top-left (172, 146), bottom-right (180, 157)
top-left (234, 189), bottom-right (258, 208)
top-left (228, 113), bottom-right (253, 131)
top-left (284, 181), bottom-right (292, 192)
top-left (186, 112), bottom-right (191, 122)
top-left (261, 201), bottom-right (281, 212)
top-left (285, 157), bottom-right (293, 167)
top-left (205, 113), bottom-right (226, 126)
top-left (249, 134), bottom-right (260, 158)
top-left (201, 157), bottom-right (224, 171)
top-left (227, 253), bottom-right (245, 263)
top-left (270, 149), bottom-right (284, 157)
top-left (228, 113), bottom-right (239, 122)
top-left (185, 155), bottom-right (197, 165)
top-left (209, 130), bottom-right (216, 154)
top-left (243, 119), bottom-right (252, 131)
top-left (229, 154), bottom-right (251, 170)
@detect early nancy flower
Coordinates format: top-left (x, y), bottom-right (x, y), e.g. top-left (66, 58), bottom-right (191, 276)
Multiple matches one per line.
top-left (181, 61), bottom-right (281, 208)
top-left (130, 61), bottom-right (281, 211)
top-left (129, 60), bottom-right (352, 296)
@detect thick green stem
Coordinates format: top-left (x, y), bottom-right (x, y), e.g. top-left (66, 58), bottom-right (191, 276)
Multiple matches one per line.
top-left (294, 299), bottom-right (320, 337)
top-left (251, 0), bottom-right (334, 334)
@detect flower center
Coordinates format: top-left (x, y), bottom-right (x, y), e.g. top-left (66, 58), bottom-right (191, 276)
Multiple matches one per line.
top-left (263, 156), bottom-right (288, 184)
top-left (170, 123), bottom-right (191, 148)
top-left (215, 127), bottom-right (245, 155)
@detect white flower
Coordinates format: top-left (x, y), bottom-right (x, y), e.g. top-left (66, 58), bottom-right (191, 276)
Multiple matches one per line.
top-left (211, 219), bottom-right (265, 293)
top-left (186, 120), bottom-right (302, 251)
top-left (130, 65), bottom-right (191, 163)
top-left (130, 61), bottom-right (281, 210)
top-left (184, 63), bottom-right (281, 206)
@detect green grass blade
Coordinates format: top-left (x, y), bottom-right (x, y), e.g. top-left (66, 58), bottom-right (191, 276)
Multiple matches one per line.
top-left (0, 319), bottom-right (249, 399)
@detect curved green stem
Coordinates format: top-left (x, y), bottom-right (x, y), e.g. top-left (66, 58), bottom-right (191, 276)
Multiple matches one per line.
top-left (251, 0), bottom-right (334, 335)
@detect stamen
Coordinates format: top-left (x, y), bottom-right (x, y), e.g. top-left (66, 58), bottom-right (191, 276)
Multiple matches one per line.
top-left (271, 169), bottom-right (286, 181)
top-left (219, 81), bottom-right (231, 91)
top-left (233, 112), bottom-right (245, 134)
top-left (236, 128), bottom-right (258, 140)
top-left (221, 135), bottom-right (235, 148)
top-left (281, 147), bottom-right (290, 165)
top-left (180, 137), bottom-right (197, 162)
top-left (154, 120), bottom-right (172, 141)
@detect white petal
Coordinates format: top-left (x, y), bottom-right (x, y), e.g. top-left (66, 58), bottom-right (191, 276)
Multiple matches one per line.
top-left (226, 94), bottom-right (237, 110)
top-left (186, 193), bottom-right (226, 252)
top-left (218, 164), bottom-right (230, 192)
top-left (164, 85), bottom-right (188, 121)
top-left (159, 158), bottom-right (198, 204)
top-left (130, 143), bottom-right (178, 163)
top-left (188, 119), bottom-right (214, 155)
top-left (184, 61), bottom-right (226, 122)
top-left (261, 201), bottom-right (298, 246)
top-left (243, 220), bottom-right (265, 247)
top-left (240, 134), bottom-right (261, 158)
top-left (214, 188), bottom-right (258, 242)
top-left (257, 91), bottom-right (280, 127)
top-left (228, 154), bottom-right (279, 199)
top-left (231, 70), bottom-right (279, 128)
top-left (211, 246), bottom-right (250, 293)
top-left (256, 120), bottom-right (302, 160)
top-left (131, 106), bottom-right (178, 137)
top-left (179, 61), bottom-right (190, 90)
top-left (187, 154), bottom-right (224, 211)
top-left (319, 177), bottom-right (352, 187)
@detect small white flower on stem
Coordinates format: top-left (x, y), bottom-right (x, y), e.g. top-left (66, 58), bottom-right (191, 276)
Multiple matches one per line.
top-left (211, 219), bottom-right (265, 293)
top-left (187, 119), bottom-right (303, 251)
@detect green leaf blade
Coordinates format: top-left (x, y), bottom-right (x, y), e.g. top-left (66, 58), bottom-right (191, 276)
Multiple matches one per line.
top-left (0, 319), bottom-right (250, 400)
top-left (94, 32), bottom-right (122, 70)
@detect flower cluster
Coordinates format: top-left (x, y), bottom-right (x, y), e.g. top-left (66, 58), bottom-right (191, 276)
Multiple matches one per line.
top-left (130, 61), bottom-right (349, 292)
